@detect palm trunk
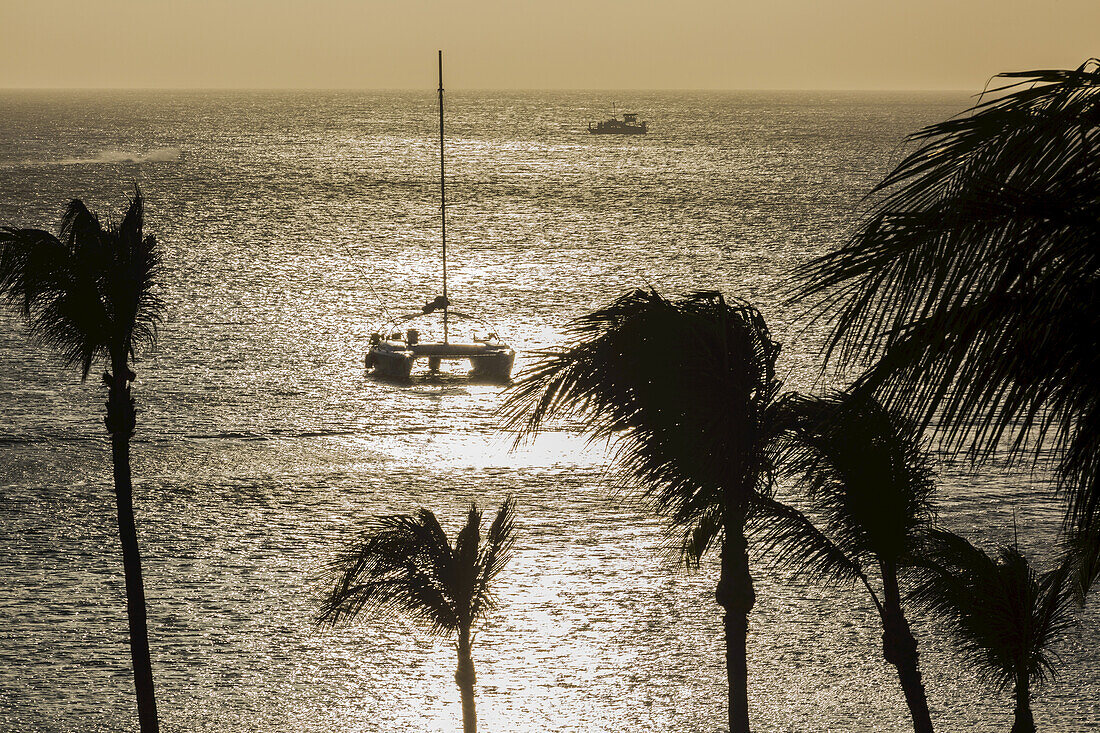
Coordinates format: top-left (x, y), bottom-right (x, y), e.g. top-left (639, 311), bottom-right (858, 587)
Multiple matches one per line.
top-left (717, 509), bottom-right (754, 733)
top-left (880, 562), bottom-right (932, 733)
top-left (107, 371), bottom-right (159, 733)
top-left (1011, 672), bottom-right (1035, 733)
top-left (455, 625), bottom-right (477, 733)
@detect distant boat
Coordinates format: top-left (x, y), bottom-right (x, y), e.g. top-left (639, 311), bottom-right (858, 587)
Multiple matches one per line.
top-left (588, 112), bottom-right (648, 135)
top-left (365, 52), bottom-right (515, 384)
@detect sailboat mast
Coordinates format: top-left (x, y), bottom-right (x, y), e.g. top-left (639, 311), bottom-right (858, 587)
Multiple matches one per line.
top-left (438, 50), bottom-right (449, 344)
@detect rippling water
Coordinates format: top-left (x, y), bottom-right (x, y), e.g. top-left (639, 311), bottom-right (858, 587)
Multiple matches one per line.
top-left (0, 90), bottom-right (1096, 732)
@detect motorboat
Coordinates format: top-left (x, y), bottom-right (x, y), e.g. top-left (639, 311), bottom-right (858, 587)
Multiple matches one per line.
top-left (588, 112), bottom-right (648, 135)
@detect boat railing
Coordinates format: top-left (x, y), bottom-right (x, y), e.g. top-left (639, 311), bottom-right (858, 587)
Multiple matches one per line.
top-left (370, 308), bottom-right (507, 347)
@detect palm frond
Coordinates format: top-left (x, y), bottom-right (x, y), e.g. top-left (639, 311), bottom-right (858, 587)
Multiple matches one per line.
top-left (681, 503), bottom-right (723, 566)
top-left (471, 498), bottom-right (517, 622)
top-left (0, 189), bottom-right (163, 379)
top-left (908, 529), bottom-right (1079, 693)
top-left (746, 493), bottom-right (877, 608)
top-left (449, 506), bottom-right (484, 627)
top-left (792, 60), bottom-right (1100, 532)
top-left (775, 392), bottom-right (937, 569)
top-left (1061, 518), bottom-right (1100, 604)
top-left (503, 289), bottom-right (782, 542)
top-left (0, 226), bottom-right (107, 377)
top-left (318, 500), bottom-right (516, 637)
top-left (317, 509), bottom-right (460, 634)
top-left (0, 228), bottom-right (69, 316)
top-left (111, 191), bottom-right (163, 365)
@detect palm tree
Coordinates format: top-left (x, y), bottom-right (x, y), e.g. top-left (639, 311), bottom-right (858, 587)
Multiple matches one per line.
top-left (0, 190), bottom-right (164, 732)
top-left (770, 392), bottom-right (937, 732)
top-left (909, 530), bottom-right (1080, 733)
top-left (504, 289), bottom-right (852, 733)
top-left (317, 499), bottom-right (516, 733)
top-left (793, 60), bottom-right (1100, 539)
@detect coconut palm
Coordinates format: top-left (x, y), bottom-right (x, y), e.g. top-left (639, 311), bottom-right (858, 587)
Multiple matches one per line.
top-left (793, 60), bottom-right (1100, 539)
top-left (909, 530), bottom-right (1080, 733)
top-left (503, 289), bottom-right (854, 733)
top-left (769, 391), bottom-right (937, 732)
top-left (0, 190), bottom-right (163, 732)
top-left (317, 499), bottom-right (516, 733)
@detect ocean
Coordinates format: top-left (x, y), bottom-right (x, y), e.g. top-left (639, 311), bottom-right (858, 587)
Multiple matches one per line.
top-left (0, 90), bottom-right (1096, 732)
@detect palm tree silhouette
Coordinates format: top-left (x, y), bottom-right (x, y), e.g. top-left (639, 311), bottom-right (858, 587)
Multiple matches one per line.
top-left (317, 499), bottom-right (516, 733)
top-left (793, 60), bottom-right (1100, 541)
top-left (504, 289), bottom-right (850, 733)
top-left (909, 530), bottom-right (1080, 733)
top-left (772, 392), bottom-right (937, 732)
top-left (0, 190), bottom-right (163, 732)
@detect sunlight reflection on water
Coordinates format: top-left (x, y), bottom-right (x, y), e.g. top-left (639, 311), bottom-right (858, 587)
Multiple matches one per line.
top-left (0, 90), bottom-right (1096, 732)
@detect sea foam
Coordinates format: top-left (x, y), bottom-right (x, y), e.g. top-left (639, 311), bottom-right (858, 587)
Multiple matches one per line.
top-left (13, 147), bottom-right (182, 166)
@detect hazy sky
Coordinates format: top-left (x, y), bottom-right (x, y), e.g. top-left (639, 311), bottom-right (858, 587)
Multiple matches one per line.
top-left (1, 0), bottom-right (1096, 90)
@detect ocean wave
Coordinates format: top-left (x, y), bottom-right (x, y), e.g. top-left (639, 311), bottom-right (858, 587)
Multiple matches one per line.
top-left (10, 147), bottom-right (182, 167)
top-left (180, 428), bottom-right (359, 442)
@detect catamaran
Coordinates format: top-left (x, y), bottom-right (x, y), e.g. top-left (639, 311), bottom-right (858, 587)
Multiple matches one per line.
top-left (366, 52), bottom-right (515, 384)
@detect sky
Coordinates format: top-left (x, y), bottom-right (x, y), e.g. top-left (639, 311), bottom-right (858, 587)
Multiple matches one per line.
top-left (1, 0), bottom-right (1096, 90)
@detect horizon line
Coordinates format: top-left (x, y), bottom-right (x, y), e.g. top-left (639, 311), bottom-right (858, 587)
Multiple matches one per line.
top-left (0, 85), bottom-right (976, 94)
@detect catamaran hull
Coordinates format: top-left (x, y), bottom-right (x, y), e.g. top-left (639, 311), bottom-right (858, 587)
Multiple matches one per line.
top-left (367, 346), bottom-right (416, 381)
top-left (367, 342), bottom-right (515, 384)
top-left (468, 350), bottom-right (515, 383)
